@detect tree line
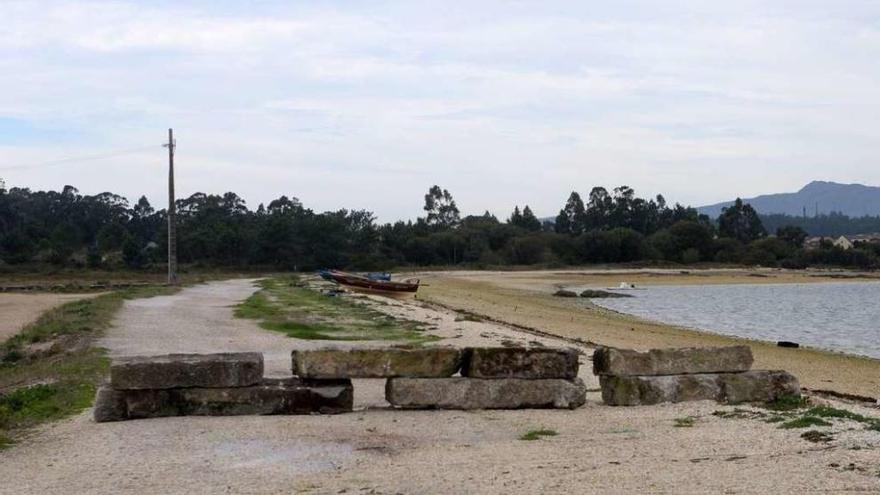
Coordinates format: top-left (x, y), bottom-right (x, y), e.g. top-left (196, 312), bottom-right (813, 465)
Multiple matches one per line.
top-left (1, 180), bottom-right (878, 271)
top-left (759, 211), bottom-right (880, 237)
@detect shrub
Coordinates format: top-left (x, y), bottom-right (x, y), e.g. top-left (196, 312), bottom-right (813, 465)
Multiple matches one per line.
top-left (520, 428), bottom-right (558, 441)
top-left (713, 237), bottom-right (745, 263)
top-left (681, 248), bottom-right (700, 265)
top-left (506, 235), bottom-right (547, 265)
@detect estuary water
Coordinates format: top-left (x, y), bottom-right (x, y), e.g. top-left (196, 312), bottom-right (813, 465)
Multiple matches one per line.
top-left (589, 282), bottom-right (880, 359)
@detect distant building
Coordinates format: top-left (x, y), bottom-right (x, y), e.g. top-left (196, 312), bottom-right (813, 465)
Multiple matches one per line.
top-left (804, 234), bottom-right (880, 250)
top-left (833, 236), bottom-right (854, 250)
top-left (803, 236), bottom-right (824, 249)
top-left (850, 233), bottom-right (880, 244)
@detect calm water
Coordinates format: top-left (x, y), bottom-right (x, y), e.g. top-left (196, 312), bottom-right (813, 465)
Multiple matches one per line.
top-left (588, 282), bottom-right (880, 359)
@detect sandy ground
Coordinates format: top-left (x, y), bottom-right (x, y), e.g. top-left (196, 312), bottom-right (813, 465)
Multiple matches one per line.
top-left (414, 269), bottom-right (880, 400)
top-left (430, 267), bottom-right (880, 291)
top-left (1, 278), bottom-right (878, 494)
top-left (0, 292), bottom-right (103, 343)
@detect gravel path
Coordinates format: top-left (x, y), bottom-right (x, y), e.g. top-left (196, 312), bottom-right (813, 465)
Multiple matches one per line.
top-left (1, 279), bottom-right (878, 494)
top-left (98, 279), bottom-right (295, 375)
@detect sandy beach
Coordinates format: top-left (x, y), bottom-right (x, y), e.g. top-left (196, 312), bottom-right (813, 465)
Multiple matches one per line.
top-left (414, 269), bottom-right (880, 400)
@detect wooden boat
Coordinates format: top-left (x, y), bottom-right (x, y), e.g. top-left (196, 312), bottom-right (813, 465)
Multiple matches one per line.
top-left (318, 270), bottom-right (390, 282)
top-left (326, 270), bottom-right (419, 297)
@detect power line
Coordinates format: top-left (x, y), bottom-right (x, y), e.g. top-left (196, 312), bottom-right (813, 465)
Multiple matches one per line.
top-left (0, 145), bottom-right (157, 171)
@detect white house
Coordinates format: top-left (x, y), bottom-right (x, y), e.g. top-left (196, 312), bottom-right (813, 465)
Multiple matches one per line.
top-left (833, 236), bottom-right (854, 250)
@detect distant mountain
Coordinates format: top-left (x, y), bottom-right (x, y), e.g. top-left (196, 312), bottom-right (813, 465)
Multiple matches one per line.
top-left (698, 181), bottom-right (880, 219)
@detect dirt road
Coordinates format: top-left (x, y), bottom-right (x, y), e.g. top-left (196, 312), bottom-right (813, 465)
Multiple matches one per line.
top-left (97, 279), bottom-right (296, 375)
top-left (0, 292), bottom-right (102, 343)
top-left (1, 279), bottom-right (878, 494)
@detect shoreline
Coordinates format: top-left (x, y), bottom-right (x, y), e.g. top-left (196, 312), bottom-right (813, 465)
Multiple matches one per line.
top-left (588, 294), bottom-right (880, 362)
top-left (416, 269), bottom-right (880, 401)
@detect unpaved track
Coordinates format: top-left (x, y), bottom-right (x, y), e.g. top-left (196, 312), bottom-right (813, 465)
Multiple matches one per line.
top-left (0, 292), bottom-right (102, 343)
top-left (1, 279), bottom-right (878, 494)
top-left (98, 279), bottom-right (295, 375)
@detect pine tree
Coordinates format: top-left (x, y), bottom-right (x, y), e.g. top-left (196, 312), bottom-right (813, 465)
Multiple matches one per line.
top-left (520, 205), bottom-right (542, 231)
top-left (508, 206), bottom-right (523, 226)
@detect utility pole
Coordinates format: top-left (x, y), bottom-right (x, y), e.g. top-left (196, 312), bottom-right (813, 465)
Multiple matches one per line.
top-left (164, 128), bottom-right (178, 285)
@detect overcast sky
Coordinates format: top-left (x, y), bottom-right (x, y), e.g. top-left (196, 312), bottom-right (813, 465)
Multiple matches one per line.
top-left (1, 1), bottom-right (879, 221)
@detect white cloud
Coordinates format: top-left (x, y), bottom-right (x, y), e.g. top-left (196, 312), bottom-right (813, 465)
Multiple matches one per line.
top-left (1, 1), bottom-right (880, 220)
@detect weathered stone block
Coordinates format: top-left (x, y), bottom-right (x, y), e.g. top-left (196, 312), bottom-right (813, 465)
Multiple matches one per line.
top-left (292, 347), bottom-right (462, 378)
top-left (461, 347), bottom-right (579, 379)
top-left (93, 386), bottom-right (128, 422)
top-left (123, 378), bottom-right (353, 418)
top-left (722, 370), bottom-right (800, 404)
top-left (592, 346), bottom-right (753, 376)
top-left (386, 377), bottom-right (587, 409)
top-left (599, 374), bottom-right (721, 406)
top-left (110, 352), bottom-right (264, 390)
top-left (599, 370), bottom-right (799, 406)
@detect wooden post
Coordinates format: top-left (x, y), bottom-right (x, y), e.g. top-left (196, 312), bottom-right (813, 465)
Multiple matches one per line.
top-left (165, 128), bottom-right (178, 285)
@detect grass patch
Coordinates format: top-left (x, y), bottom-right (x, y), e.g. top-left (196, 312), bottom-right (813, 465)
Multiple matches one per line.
top-left (454, 313), bottom-right (483, 323)
top-left (712, 408), bottom-right (768, 420)
top-left (716, 397), bottom-right (880, 439)
top-left (520, 428), bottom-right (558, 441)
top-left (765, 415), bottom-right (788, 423)
top-left (768, 404), bottom-right (880, 433)
top-left (0, 285), bottom-right (175, 447)
top-left (233, 291), bottom-right (281, 320)
top-left (761, 394), bottom-right (809, 412)
top-left (804, 406), bottom-right (880, 431)
top-left (0, 384), bottom-right (79, 432)
top-left (801, 430), bottom-right (834, 443)
top-left (805, 406), bottom-right (870, 423)
top-left (674, 417), bottom-right (696, 427)
top-left (779, 416), bottom-right (833, 429)
top-left (235, 276), bottom-right (439, 344)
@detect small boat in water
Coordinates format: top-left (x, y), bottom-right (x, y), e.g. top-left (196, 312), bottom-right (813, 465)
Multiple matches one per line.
top-left (607, 282), bottom-right (646, 291)
top-left (325, 270), bottom-right (419, 297)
